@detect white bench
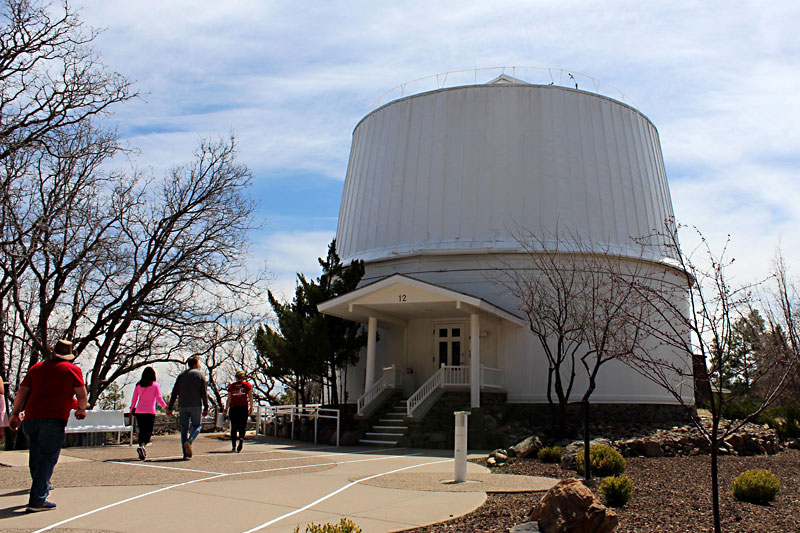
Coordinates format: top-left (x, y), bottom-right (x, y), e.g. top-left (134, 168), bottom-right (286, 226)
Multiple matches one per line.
top-left (64, 409), bottom-right (133, 445)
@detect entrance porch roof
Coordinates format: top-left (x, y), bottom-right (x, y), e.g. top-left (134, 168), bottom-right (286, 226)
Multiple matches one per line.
top-left (317, 274), bottom-right (526, 328)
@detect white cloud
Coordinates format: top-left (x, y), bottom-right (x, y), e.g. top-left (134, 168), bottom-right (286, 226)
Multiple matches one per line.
top-left (71, 0), bottom-right (800, 288)
top-left (252, 230), bottom-right (336, 302)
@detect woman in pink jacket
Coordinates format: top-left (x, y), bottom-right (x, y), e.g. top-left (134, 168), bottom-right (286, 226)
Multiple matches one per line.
top-left (130, 367), bottom-right (167, 460)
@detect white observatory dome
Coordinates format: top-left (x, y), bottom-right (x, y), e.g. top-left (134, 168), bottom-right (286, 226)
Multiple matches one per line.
top-left (336, 78), bottom-right (675, 265)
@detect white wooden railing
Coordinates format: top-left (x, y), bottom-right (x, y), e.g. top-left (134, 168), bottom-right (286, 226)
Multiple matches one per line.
top-left (406, 364), bottom-right (505, 417)
top-left (442, 365), bottom-right (470, 386)
top-left (406, 366), bottom-right (446, 417)
top-left (357, 364), bottom-right (401, 416)
top-left (481, 364), bottom-right (504, 388)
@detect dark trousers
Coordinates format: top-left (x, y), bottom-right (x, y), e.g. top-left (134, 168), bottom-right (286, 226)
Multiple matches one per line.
top-left (22, 418), bottom-right (66, 505)
top-left (229, 406), bottom-right (248, 443)
top-left (134, 413), bottom-right (155, 446)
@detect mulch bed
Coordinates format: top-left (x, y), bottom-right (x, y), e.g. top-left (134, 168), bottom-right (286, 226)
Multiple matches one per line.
top-left (403, 449), bottom-right (800, 532)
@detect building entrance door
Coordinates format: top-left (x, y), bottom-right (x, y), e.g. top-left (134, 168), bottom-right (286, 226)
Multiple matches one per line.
top-left (435, 323), bottom-right (466, 367)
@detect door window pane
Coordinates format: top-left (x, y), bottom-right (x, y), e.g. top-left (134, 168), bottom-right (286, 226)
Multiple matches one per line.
top-left (439, 342), bottom-right (448, 367)
top-left (439, 328), bottom-right (447, 337)
top-left (452, 328), bottom-right (460, 337)
top-left (452, 341), bottom-right (461, 366)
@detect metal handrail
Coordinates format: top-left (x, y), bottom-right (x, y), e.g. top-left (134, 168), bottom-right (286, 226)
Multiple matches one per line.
top-left (255, 404), bottom-right (341, 447)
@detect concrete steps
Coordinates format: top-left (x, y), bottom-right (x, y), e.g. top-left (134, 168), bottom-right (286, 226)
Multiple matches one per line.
top-left (359, 399), bottom-right (409, 446)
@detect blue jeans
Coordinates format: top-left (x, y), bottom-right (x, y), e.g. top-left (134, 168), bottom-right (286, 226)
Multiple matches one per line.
top-left (22, 418), bottom-right (66, 505)
top-left (179, 407), bottom-right (203, 448)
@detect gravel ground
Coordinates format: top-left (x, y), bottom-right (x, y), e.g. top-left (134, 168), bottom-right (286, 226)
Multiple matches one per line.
top-left (403, 449), bottom-right (800, 532)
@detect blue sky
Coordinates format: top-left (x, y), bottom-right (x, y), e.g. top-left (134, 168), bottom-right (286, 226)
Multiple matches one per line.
top-left (77, 0), bottom-right (800, 298)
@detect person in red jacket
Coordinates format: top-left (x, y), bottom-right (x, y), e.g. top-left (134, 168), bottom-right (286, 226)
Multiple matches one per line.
top-left (9, 340), bottom-right (88, 512)
top-left (224, 370), bottom-right (253, 452)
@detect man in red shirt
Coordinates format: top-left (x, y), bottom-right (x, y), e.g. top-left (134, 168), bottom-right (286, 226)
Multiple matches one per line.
top-left (9, 340), bottom-right (88, 512)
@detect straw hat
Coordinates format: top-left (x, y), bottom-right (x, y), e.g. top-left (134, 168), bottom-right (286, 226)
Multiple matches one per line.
top-left (51, 339), bottom-right (75, 361)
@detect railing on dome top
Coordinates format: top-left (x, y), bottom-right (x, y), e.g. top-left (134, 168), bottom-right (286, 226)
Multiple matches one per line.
top-left (370, 66), bottom-right (636, 110)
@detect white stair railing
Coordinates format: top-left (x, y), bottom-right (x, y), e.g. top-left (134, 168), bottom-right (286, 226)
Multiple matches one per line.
top-left (357, 364), bottom-right (400, 416)
top-left (481, 364), bottom-right (504, 388)
top-left (407, 366), bottom-right (445, 417)
top-left (407, 365), bottom-right (473, 417)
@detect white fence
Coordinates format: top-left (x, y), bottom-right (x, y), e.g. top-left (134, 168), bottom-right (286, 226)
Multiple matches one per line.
top-left (481, 365), bottom-right (504, 389)
top-left (255, 404), bottom-right (340, 447)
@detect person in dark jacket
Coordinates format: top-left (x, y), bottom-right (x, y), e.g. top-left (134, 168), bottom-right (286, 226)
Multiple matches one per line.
top-left (166, 357), bottom-right (208, 459)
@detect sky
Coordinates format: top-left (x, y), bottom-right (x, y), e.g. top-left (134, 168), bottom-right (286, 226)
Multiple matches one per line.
top-left (74, 0), bottom-right (800, 302)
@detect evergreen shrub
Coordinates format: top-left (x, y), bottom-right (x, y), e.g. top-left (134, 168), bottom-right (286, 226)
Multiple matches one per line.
top-left (575, 444), bottom-right (625, 476)
top-left (537, 445), bottom-right (564, 463)
top-left (599, 474), bottom-right (634, 507)
top-left (732, 469), bottom-right (781, 505)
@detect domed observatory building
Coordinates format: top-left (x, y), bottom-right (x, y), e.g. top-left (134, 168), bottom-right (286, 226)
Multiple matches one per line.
top-left (319, 70), bottom-right (690, 432)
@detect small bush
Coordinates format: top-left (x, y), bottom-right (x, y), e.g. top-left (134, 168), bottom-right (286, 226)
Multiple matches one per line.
top-left (537, 446), bottom-right (564, 463)
top-left (759, 403), bottom-right (800, 440)
top-left (599, 474), bottom-right (634, 507)
top-left (293, 518), bottom-right (362, 533)
top-left (732, 469), bottom-right (781, 505)
top-left (575, 444), bottom-right (625, 476)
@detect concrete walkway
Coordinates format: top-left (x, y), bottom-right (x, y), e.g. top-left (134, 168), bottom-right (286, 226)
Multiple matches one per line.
top-left (0, 433), bottom-right (556, 533)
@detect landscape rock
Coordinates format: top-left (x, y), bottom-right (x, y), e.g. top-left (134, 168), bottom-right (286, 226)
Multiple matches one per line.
top-left (528, 478), bottom-right (618, 533)
top-left (614, 420), bottom-right (783, 458)
top-left (509, 521), bottom-right (540, 532)
top-left (510, 435), bottom-right (543, 459)
top-left (488, 448), bottom-right (511, 467)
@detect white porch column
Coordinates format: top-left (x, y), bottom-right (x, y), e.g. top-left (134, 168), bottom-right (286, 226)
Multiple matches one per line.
top-left (470, 313), bottom-right (480, 408)
top-left (365, 316), bottom-right (378, 388)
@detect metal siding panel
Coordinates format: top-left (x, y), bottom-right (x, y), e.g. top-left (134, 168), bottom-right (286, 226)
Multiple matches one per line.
top-left (339, 85), bottom-right (675, 263)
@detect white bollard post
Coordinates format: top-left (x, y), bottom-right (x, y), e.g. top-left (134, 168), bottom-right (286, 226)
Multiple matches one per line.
top-left (454, 410), bottom-right (470, 483)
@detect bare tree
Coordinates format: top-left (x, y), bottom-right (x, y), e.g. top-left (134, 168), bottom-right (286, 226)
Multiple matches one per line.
top-left (0, 0), bottom-right (134, 405)
top-left (617, 222), bottom-right (800, 533)
top-left (499, 228), bottom-right (587, 436)
top-left (3, 135), bottom-right (267, 406)
top-left (499, 227), bottom-right (649, 478)
top-left (0, 0), bottom-right (134, 160)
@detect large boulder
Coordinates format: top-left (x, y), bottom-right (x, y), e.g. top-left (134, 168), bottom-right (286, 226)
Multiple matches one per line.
top-left (529, 478), bottom-right (618, 533)
top-left (510, 435), bottom-right (544, 459)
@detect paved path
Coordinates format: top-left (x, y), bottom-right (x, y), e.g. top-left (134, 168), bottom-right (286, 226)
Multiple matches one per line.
top-left (0, 433), bottom-right (556, 533)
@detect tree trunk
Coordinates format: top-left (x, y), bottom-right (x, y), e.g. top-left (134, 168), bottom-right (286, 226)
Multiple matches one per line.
top-left (711, 418), bottom-right (722, 533)
top-left (328, 359), bottom-right (339, 408)
top-left (583, 401), bottom-right (592, 481)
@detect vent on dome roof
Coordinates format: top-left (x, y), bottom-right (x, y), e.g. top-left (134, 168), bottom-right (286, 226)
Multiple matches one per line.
top-left (486, 74), bottom-right (530, 85)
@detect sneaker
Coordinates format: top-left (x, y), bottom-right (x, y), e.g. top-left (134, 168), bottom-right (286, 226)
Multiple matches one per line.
top-left (231, 440), bottom-right (237, 453)
top-left (183, 441), bottom-right (193, 459)
top-left (237, 439), bottom-right (243, 453)
top-left (137, 446), bottom-right (146, 460)
top-left (26, 501), bottom-right (57, 512)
